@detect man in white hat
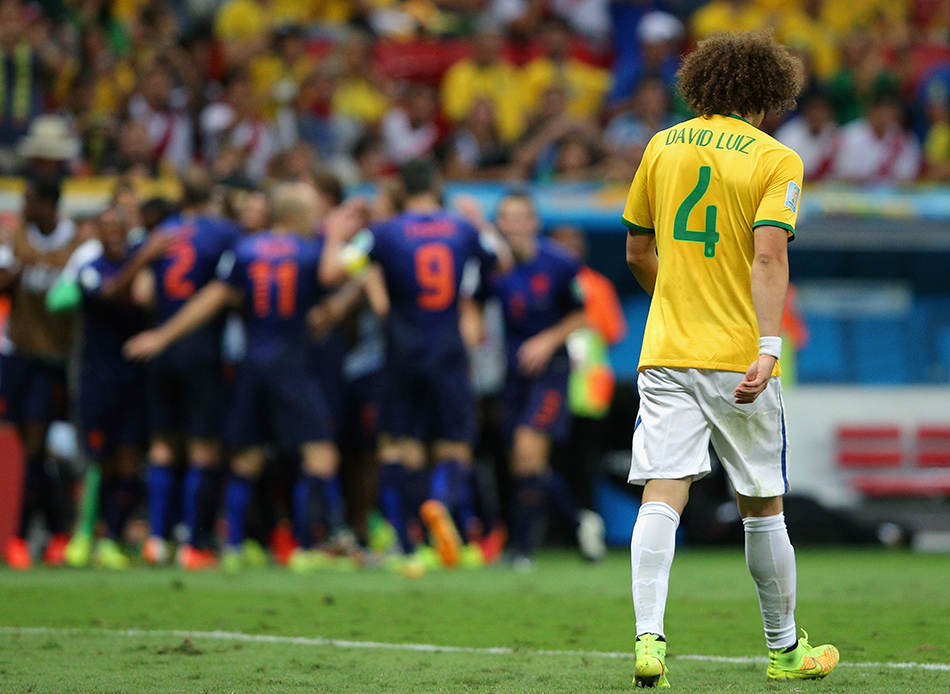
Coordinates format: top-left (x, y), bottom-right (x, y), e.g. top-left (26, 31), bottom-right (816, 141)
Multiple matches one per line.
top-left (16, 114), bottom-right (81, 177)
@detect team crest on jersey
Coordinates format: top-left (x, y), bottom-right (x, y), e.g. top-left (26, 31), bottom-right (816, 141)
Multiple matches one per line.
top-left (530, 273), bottom-right (550, 297)
top-left (784, 181), bottom-right (801, 214)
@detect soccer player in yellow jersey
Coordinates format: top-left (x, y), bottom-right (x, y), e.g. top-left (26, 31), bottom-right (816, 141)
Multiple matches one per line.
top-left (622, 33), bottom-right (839, 687)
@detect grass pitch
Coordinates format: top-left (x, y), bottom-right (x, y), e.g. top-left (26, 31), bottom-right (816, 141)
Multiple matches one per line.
top-left (0, 548), bottom-right (948, 693)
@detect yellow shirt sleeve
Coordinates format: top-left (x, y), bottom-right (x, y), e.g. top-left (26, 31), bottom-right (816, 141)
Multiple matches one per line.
top-left (621, 138), bottom-right (656, 234)
top-left (752, 149), bottom-right (805, 239)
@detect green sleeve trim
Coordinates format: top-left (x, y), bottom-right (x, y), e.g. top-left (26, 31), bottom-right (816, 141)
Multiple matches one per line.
top-left (753, 219), bottom-right (795, 240)
top-left (622, 217), bottom-right (654, 235)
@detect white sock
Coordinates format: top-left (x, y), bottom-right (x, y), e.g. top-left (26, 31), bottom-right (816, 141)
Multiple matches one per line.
top-left (743, 512), bottom-right (798, 650)
top-left (630, 501), bottom-right (680, 638)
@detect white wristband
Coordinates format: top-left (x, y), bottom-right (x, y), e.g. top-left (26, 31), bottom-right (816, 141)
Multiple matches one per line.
top-left (758, 336), bottom-right (782, 359)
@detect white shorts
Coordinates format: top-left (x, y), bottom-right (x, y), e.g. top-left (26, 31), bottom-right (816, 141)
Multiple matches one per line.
top-left (628, 367), bottom-right (788, 498)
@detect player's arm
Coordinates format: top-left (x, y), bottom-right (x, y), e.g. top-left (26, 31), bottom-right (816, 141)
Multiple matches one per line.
top-left (736, 151), bottom-right (802, 404)
top-left (518, 308), bottom-right (587, 377)
top-left (362, 263), bottom-right (390, 319)
top-left (622, 137), bottom-right (657, 295)
top-left (625, 232), bottom-right (657, 297)
top-left (99, 231), bottom-right (174, 303)
top-left (307, 278), bottom-right (364, 341)
top-left (734, 226), bottom-right (788, 404)
top-left (454, 195), bottom-right (514, 274)
top-left (318, 202), bottom-right (369, 287)
top-left (458, 296), bottom-right (485, 353)
top-left (124, 280), bottom-right (239, 361)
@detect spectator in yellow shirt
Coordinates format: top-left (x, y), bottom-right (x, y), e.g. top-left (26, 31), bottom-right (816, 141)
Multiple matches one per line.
top-left (923, 82), bottom-right (950, 181)
top-left (691, 0), bottom-right (767, 41)
top-left (441, 26), bottom-right (522, 143)
top-left (331, 30), bottom-right (391, 128)
top-left (214, 0), bottom-right (319, 68)
top-left (250, 25), bottom-right (318, 118)
top-left (520, 19), bottom-right (612, 122)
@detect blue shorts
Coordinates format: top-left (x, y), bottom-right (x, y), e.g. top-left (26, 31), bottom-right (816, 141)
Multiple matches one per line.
top-left (79, 365), bottom-right (147, 458)
top-left (377, 359), bottom-right (474, 444)
top-left (0, 353), bottom-right (68, 426)
top-left (224, 362), bottom-right (335, 450)
top-left (310, 330), bottom-right (347, 429)
top-left (146, 354), bottom-right (225, 440)
top-left (502, 352), bottom-right (571, 443)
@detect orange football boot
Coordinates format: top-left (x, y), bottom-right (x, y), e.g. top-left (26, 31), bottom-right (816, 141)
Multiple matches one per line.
top-left (43, 533), bottom-right (70, 567)
top-left (4, 537), bottom-right (32, 570)
top-left (176, 545), bottom-right (218, 571)
top-left (420, 499), bottom-right (462, 568)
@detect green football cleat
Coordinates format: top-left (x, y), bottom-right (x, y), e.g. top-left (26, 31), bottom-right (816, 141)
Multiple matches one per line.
top-left (459, 542), bottom-right (485, 569)
top-left (94, 539), bottom-right (129, 570)
top-left (634, 633), bottom-right (670, 688)
top-left (64, 533), bottom-right (93, 568)
top-left (288, 549), bottom-right (334, 574)
top-left (221, 547), bottom-right (243, 575)
top-left (241, 539), bottom-right (269, 568)
top-left (767, 630), bottom-right (839, 681)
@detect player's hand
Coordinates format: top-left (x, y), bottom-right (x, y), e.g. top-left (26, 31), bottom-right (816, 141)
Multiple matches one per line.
top-left (324, 201), bottom-right (364, 243)
top-left (123, 330), bottom-right (168, 362)
top-left (734, 355), bottom-right (777, 404)
top-left (453, 195), bottom-right (487, 228)
top-left (518, 333), bottom-right (557, 377)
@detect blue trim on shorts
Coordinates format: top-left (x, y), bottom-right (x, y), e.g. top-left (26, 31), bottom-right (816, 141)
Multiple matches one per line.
top-left (634, 415), bottom-right (642, 431)
top-left (779, 397), bottom-right (788, 493)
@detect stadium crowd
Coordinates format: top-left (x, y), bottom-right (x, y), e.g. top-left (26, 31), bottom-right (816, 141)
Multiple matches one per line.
top-left (0, 0), bottom-right (949, 574)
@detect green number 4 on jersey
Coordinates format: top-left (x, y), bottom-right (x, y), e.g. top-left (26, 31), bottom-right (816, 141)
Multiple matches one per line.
top-left (674, 166), bottom-right (719, 258)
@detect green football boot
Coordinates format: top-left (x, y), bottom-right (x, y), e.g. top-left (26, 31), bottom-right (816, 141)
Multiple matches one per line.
top-left (64, 533), bottom-right (93, 568)
top-left (634, 633), bottom-right (670, 688)
top-left (94, 539), bottom-right (129, 570)
top-left (767, 630), bottom-right (839, 681)
top-left (241, 539), bottom-right (269, 568)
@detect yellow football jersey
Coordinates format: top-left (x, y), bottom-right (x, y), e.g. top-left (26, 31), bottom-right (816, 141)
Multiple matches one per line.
top-left (622, 114), bottom-right (804, 375)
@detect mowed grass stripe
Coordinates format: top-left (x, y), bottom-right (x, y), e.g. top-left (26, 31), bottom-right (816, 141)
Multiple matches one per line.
top-left (3, 626), bottom-right (949, 672)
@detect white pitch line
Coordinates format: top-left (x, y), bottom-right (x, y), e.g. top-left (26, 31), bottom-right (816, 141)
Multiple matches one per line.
top-left (1, 627), bottom-right (949, 673)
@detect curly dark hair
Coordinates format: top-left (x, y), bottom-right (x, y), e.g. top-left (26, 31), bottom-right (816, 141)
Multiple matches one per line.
top-left (677, 31), bottom-right (804, 118)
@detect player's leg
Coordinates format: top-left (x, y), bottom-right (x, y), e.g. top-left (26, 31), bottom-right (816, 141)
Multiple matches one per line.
top-left (144, 436), bottom-right (176, 565)
top-left (703, 371), bottom-right (838, 680)
top-left (95, 444), bottom-right (140, 570)
top-left (293, 441), bottom-right (344, 545)
top-left (426, 440), bottom-right (470, 568)
top-left (178, 362), bottom-right (226, 568)
top-left (16, 361), bottom-right (71, 567)
top-left (507, 425), bottom-right (549, 569)
top-left (629, 368), bottom-right (714, 688)
top-left (430, 441), bottom-right (474, 534)
top-left (429, 363), bottom-right (478, 544)
top-left (0, 353), bottom-right (35, 568)
top-left (375, 367), bottom-right (428, 556)
top-left (268, 368), bottom-right (348, 559)
top-left (177, 437), bottom-right (221, 569)
top-left (143, 361), bottom-right (179, 565)
top-left (222, 446), bottom-right (266, 573)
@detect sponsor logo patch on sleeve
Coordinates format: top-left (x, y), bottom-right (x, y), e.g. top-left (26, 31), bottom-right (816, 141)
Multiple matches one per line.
top-left (784, 181), bottom-right (801, 214)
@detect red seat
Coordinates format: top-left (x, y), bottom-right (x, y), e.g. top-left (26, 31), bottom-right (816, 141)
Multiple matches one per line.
top-left (836, 425), bottom-right (904, 468)
top-left (916, 425), bottom-right (950, 468)
top-left (852, 473), bottom-right (950, 498)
